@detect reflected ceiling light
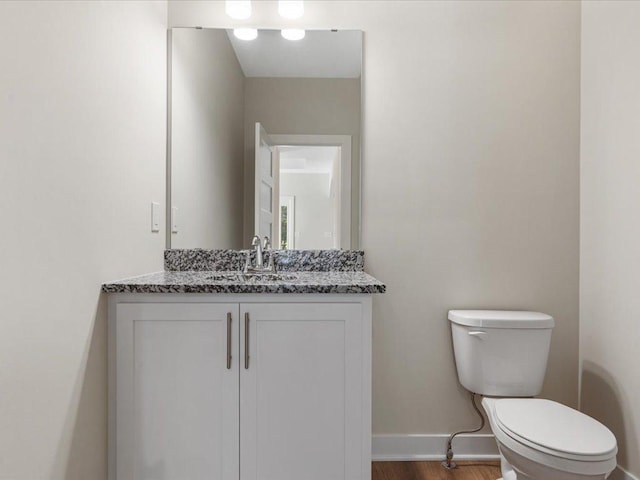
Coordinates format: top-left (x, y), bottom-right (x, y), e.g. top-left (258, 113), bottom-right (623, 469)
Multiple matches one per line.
top-left (278, 0), bottom-right (304, 19)
top-left (226, 0), bottom-right (252, 20)
top-left (281, 29), bottom-right (305, 41)
top-left (234, 28), bottom-right (258, 41)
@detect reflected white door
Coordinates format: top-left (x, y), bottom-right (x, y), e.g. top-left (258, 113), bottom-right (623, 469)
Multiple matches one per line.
top-left (255, 123), bottom-right (279, 242)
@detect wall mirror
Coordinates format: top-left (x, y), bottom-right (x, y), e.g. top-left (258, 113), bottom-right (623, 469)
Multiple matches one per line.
top-left (168, 27), bottom-right (362, 250)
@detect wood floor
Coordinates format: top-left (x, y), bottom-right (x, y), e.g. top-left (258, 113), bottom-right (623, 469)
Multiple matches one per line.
top-left (372, 461), bottom-right (502, 480)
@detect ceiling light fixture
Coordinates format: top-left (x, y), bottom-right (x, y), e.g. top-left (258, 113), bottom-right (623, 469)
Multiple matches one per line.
top-left (278, 0), bottom-right (304, 19)
top-left (234, 28), bottom-right (258, 41)
top-left (226, 0), bottom-right (252, 20)
top-left (281, 29), bottom-right (305, 41)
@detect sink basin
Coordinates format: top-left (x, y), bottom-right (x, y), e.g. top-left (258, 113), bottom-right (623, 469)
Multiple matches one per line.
top-left (243, 273), bottom-right (299, 282)
top-left (206, 273), bottom-right (243, 282)
top-left (206, 273), bottom-right (299, 282)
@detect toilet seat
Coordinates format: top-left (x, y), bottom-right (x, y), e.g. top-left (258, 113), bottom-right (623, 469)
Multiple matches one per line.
top-left (483, 398), bottom-right (617, 476)
top-left (494, 398), bottom-right (617, 462)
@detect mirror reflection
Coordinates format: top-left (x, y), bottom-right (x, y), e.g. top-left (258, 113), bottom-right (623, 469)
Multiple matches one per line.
top-left (169, 28), bottom-right (362, 250)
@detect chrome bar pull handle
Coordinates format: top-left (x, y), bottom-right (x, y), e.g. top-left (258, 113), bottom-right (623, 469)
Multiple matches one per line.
top-left (244, 312), bottom-right (250, 369)
top-left (226, 313), bottom-right (232, 369)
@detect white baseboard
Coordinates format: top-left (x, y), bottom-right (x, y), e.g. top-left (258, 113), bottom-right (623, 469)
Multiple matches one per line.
top-left (372, 434), bottom-right (500, 461)
top-left (610, 466), bottom-right (640, 480)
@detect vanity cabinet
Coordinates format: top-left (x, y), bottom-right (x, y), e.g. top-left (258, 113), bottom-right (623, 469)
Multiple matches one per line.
top-left (109, 294), bottom-right (372, 480)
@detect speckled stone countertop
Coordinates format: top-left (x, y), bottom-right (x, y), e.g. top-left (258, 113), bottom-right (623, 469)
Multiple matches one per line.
top-left (102, 249), bottom-right (385, 294)
top-left (101, 270), bottom-right (385, 294)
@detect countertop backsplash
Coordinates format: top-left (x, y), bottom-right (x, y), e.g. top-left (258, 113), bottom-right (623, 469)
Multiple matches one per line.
top-left (164, 249), bottom-right (365, 272)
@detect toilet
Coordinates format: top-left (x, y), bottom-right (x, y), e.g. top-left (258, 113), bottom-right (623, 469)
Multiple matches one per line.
top-left (448, 310), bottom-right (617, 480)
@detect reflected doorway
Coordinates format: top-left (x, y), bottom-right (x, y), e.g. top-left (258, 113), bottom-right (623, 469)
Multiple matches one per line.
top-left (278, 146), bottom-right (342, 250)
top-left (256, 130), bottom-right (352, 250)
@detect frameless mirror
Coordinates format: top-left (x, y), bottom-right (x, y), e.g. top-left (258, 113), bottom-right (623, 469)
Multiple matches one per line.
top-left (168, 28), bottom-right (362, 250)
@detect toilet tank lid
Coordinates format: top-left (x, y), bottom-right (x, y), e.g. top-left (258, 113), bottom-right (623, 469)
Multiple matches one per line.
top-left (448, 310), bottom-right (555, 329)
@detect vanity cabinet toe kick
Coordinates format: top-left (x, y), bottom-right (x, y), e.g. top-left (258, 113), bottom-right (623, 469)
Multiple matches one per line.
top-left (107, 293), bottom-right (374, 480)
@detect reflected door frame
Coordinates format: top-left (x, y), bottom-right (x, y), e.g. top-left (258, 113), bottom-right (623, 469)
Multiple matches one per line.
top-left (270, 134), bottom-right (352, 250)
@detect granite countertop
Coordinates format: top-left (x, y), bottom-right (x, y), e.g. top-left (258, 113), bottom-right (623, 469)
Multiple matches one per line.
top-left (102, 270), bottom-right (386, 294)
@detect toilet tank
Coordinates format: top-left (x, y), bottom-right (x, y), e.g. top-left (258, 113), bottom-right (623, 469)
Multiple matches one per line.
top-left (448, 310), bottom-right (555, 397)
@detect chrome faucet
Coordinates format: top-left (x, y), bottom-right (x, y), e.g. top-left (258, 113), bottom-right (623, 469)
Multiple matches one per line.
top-left (244, 235), bottom-right (277, 273)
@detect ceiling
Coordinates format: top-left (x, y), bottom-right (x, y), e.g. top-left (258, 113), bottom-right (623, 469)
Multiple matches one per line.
top-left (279, 146), bottom-right (340, 174)
top-left (226, 29), bottom-right (362, 78)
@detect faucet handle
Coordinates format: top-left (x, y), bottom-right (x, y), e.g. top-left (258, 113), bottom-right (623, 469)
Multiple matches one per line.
top-left (262, 236), bottom-right (271, 250)
top-left (243, 250), bottom-right (251, 273)
top-left (267, 249), bottom-right (277, 273)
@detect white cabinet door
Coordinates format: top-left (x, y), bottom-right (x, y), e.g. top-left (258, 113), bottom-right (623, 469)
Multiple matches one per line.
top-left (240, 303), bottom-right (364, 480)
top-left (115, 303), bottom-right (239, 480)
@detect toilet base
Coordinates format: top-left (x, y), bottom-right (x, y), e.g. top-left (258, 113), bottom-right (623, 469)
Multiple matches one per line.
top-left (482, 398), bottom-right (615, 480)
top-left (498, 453), bottom-right (517, 480)
top-left (499, 443), bottom-right (611, 480)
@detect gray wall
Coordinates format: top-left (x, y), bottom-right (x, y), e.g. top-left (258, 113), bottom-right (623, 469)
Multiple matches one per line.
top-left (581, 1), bottom-right (640, 476)
top-left (172, 0), bottom-right (581, 436)
top-left (171, 28), bottom-right (245, 249)
top-left (0, 1), bottom-right (167, 478)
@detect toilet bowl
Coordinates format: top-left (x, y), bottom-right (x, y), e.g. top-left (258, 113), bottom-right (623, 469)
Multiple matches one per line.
top-left (448, 310), bottom-right (618, 480)
top-left (482, 397), bottom-right (617, 480)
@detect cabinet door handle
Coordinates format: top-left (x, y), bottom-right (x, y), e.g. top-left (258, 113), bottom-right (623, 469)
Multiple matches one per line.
top-left (226, 313), bottom-right (232, 369)
top-left (244, 312), bottom-right (250, 370)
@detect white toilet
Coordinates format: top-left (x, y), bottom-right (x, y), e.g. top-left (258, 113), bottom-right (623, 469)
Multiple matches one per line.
top-left (448, 310), bottom-right (617, 480)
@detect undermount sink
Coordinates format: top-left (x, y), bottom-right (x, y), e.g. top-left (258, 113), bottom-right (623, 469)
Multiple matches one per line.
top-left (206, 273), bottom-right (242, 282)
top-left (206, 272), bottom-right (299, 282)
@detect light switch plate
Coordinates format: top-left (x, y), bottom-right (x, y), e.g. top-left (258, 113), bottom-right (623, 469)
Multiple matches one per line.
top-left (151, 202), bottom-right (160, 232)
top-left (171, 206), bottom-right (178, 233)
